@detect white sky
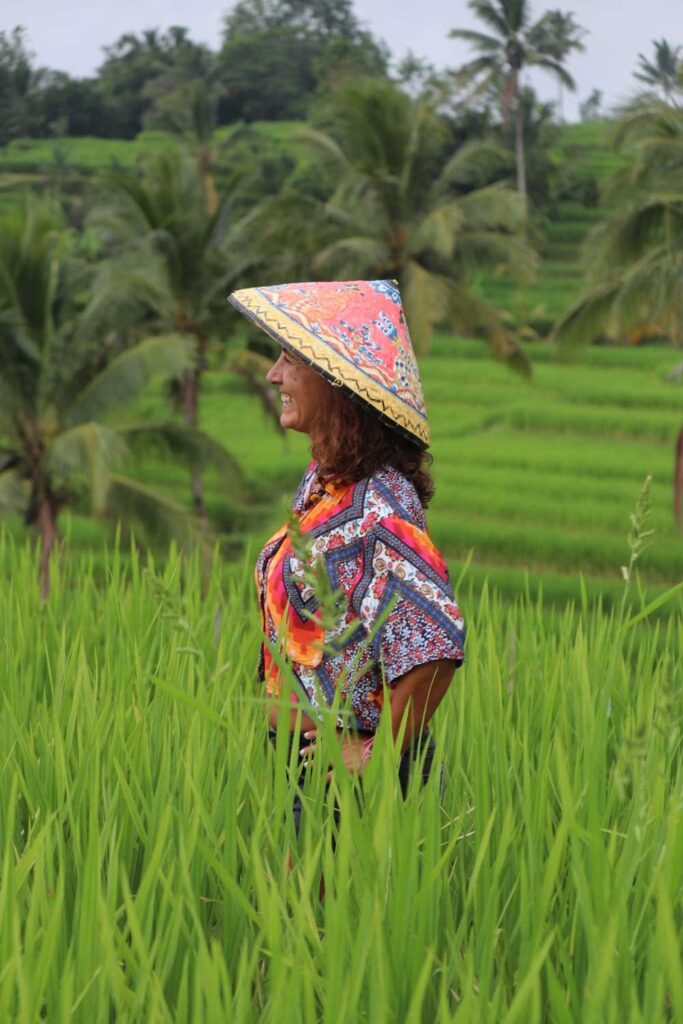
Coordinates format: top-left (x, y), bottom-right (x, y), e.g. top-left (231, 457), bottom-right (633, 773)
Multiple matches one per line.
top-left (1, 0), bottom-right (681, 121)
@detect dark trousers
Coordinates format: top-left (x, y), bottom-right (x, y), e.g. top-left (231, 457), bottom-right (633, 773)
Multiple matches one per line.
top-left (268, 727), bottom-right (439, 836)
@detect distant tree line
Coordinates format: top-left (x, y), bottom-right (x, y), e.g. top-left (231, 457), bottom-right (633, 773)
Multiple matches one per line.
top-left (0, 0), bottom-right (388, 143)
top-left (3, 0), bottom-right (683, 593)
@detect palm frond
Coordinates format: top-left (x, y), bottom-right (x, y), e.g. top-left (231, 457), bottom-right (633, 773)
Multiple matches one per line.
top-left (445, 279), bottom-right (531, 376)
top-left (451, 56), bottom-right (501, 90)
top-left (613, 248), bottom-right (683, 342)
top-left (105, 473), bottom-right (209, 553)
top-left (552, 281), bottom-right (623, 348)
top-left (527, 54), bottom-right (576, 90)
top-left (448, 28), bottom-right (502, 51)
top-left (401, 262), bottom-right (452, 353)
top-left (78, 253), bottom-right (172, 342)
top-left (0, 469), bottom-right (29, 515)
top-left (435, 140), bottom-right (513, 191)
top-left (586, 194), bottom-right (683, 272)
top-left (295, 126), bottom-right (353, 173)
top-left (47, 423), bottom-right (128, 513)
top-left (455, 183), bottom-right (527, 233)
top-left (311, 237), bottom-right (390, 278)
top-left (65, 334), bottom-right (194, 428)
top-left (408, 205), bottom-right (464, 261)
top-left (467, 0), bottom-right (520, 38)
top-left (118, 422), bottom-right (245, 498)
top-left (457, 229), bottom-right (537, 280)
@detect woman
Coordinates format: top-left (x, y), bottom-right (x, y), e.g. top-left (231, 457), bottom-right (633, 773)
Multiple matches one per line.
top-left (228, 279), bottom-right (465, 818)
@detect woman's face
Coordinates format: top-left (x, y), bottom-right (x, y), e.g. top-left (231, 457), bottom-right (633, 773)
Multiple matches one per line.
top-left (266, 347), bottom-right (329, 438)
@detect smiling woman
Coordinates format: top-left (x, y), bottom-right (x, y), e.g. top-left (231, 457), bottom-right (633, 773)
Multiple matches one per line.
top-left (228, 279), bottom-right (466, 832)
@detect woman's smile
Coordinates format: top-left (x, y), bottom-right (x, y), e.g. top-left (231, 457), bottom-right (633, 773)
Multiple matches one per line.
top-left (267, 348), bottom-right (329, 437)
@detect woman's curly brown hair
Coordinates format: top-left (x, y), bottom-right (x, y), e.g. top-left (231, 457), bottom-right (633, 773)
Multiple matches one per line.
top-left (310, 382), bottom-right (434, 508)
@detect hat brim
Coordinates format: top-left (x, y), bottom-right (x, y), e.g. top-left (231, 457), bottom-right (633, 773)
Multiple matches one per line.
top-left (228, 291), bottom-right (430, 450)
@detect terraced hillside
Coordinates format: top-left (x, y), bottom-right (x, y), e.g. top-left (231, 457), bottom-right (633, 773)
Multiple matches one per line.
top-left (478, 121), bottom-right (631, 327)
top-left (224, 336), bottom-right (683, 614)
top-left (0, 122), bottom-right (299, 216)
top-left (2, 336), bottom-right (681, 614)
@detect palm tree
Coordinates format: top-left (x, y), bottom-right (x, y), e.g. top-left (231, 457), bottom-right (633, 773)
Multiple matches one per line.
top-left (90, 148), bottom-right (253, 512)
top-left (528, 10), bottom-right (587, 120)
top-left (634, 40), bottom-right (682, 103)
top-left (450, 0), bottom-right (585, 200)
top-left (256, 80), bottom-right (536, 368)
top-left (143, 78), bottom-right (221, 212)
top-left (0, 196), bottom-right (241, 597)
top-left (552, 97), bottom-right (683, 526)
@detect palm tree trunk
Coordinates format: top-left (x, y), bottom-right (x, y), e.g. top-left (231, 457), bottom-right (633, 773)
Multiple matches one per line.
top-left (182, 368), bottom-right (205, 515)
top-left (514, 80), bottom-right (527, 203)
top-left (36, 494), bottom-right (59, 600)
top-left (198, 147), bottom-right (219, 216)
top-left (675, 424), bottom-right (683, 531)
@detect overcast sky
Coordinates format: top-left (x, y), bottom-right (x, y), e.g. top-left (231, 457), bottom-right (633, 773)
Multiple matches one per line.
top-left (2, 0), bottom-right (681, 121)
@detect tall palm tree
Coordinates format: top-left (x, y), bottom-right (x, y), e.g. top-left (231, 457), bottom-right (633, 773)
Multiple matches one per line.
top-left (90, 149), bottom-right (253, 512)
top-left (634, 40), bottom-right (682, 103)
top-left (256, 80), bottom-right (536, 368)
top-left (450, 0), bottom-right (585, 200)
top-left (552, 97), bottom-right (683, 526)
top-left (0, 197), bottom-right (241, 597)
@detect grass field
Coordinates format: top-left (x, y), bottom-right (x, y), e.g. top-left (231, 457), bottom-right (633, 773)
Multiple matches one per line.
top-left (1, 538), bottom-right (681, 1021)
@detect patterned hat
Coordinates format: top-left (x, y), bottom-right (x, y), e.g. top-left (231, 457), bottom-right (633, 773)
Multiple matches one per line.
top-left (228, 279), bottom-right (430, 448)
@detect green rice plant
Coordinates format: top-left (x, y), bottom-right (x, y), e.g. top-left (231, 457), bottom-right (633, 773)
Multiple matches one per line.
top-left (504, 402), bottom-right (681, 442)
top-left (1, 532), bottom-right (681, 1021)
top-left (430, 507), bottom-right (682, 581)
top-left (432, 430), bottom-right (673, 484)
top-left (432, 473), bottom-right (672, 538)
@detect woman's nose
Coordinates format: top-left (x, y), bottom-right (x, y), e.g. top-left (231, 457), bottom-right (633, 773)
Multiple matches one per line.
top-left (266, 354), bottom-right (283, 384)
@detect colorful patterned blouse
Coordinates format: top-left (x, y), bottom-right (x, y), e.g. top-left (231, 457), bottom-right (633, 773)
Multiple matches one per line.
top-left (255, 462), bottom-right (466, 732)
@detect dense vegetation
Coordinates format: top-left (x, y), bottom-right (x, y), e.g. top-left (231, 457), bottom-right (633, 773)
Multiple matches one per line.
top-left (1, 543), bottom-right (680, 1020)
top-left (1, 7), bottom-right (681, 602)
top-left (1, 7), bottom-right (682, 1015)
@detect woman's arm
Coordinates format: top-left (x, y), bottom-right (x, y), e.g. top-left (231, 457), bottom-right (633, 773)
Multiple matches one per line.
top-left (388, 658), bottom-right (457, 752)
top-left (300, 658), bottom-right (457, 774)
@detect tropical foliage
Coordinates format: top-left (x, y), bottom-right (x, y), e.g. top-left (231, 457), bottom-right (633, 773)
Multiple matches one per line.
top-left (634, 38), bottom-right (682, 101)
top-left (553, 96), bottom-right (683, 525)
top-left (255, 80), bottom-right (536, 364)
top-left (450, 0), bottom-right (585, 198)
top-left (0, 197), bottom-right (210, 596)
top-left (89, 148), bottom-right (252, 511)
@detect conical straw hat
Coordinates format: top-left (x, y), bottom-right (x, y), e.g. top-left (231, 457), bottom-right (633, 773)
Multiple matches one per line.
top-left (228, 279), bottom-right (430, 448)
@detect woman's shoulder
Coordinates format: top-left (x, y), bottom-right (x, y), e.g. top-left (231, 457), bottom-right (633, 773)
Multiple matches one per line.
top-left (357, 465), bottom-right (427, 530)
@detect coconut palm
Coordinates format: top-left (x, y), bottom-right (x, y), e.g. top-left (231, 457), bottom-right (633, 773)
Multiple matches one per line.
top-left (553, 97), bottom-right (683, 526)
top-left (144, 78), bottom-right (221, 213)
top-left (90, 148), bottom-right (254, 512)
top-left (450, 0), bottom-right (585, 199)
top-left (0, 196), bottom-right (241, 597)
top-left (634, 39), bottom-right (682, 102)
top-left (256, 80), bottom-right (536, 367)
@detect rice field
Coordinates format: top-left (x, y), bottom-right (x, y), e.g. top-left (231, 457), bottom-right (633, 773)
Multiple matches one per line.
top-left (1, 532), bottom-right (681, 1021)
top-left (4, 336), bottom-right (680, 614)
